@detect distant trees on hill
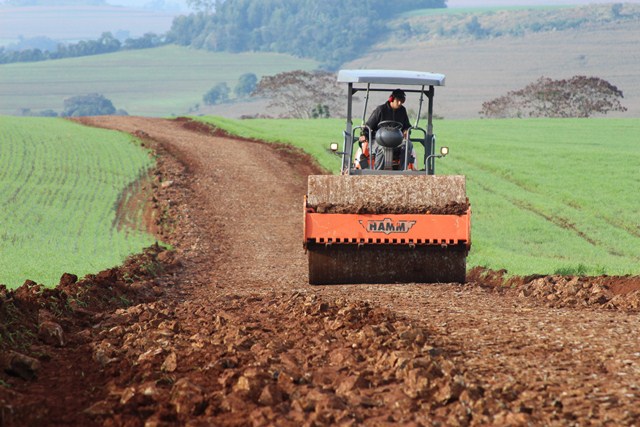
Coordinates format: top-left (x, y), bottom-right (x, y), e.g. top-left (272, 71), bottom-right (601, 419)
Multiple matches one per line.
top-left (2, 0), bottom-right (445, 68)
top-left (171, 0), bottom-right (446, 69)
top-left (62, 93), bottom-right (126, 117)
top-left (20, 94), bottom-right (127, 117)
top-left (203, 83), bottom-right (230, 105)
top-left (385, 3), bottom-right (640, 45)
top-left (200, 73), bottom-right (257, 105)
top-left (234, 73), bottom-right (258, 98)
top-left (252, 70), bottom-right (343, 119)
top-left (480, 76), bottom-right (628, 118)
top-left (0, 32), bottom-right (166, 64)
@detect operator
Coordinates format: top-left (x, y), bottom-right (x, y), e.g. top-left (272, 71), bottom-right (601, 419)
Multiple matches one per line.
top-left (358, 88), bottom-right (416, 170)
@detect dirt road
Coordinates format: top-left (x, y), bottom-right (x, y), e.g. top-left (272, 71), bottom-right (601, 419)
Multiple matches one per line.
top-left (1, 117), bottom-right (639, 426)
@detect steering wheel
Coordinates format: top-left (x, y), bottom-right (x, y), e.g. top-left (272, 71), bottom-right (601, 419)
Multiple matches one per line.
top-left (377, 120), bottom-right (403, 130)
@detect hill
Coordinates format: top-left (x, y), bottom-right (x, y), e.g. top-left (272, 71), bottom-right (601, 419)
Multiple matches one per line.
top-left (1, 3), bottom-right (639, 119)
top-left (350, 3), bottom-right (640, 119)
top-left (0, 45), bottom-right (318, 117)
top-left (343, 21), bottom-right (640, 119)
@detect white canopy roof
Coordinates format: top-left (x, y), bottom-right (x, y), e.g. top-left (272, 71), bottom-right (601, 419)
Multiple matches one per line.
top-left (337, 69), bottom-right (445, 86)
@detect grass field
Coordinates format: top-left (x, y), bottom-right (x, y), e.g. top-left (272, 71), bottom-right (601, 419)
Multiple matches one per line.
top-left (0, 117), bottom-right (157, 289)
top-left (198, 116), bottom-right (640, 277)
top-left (1, 115), bottom-right (637, 286)
top-left (0, 45), bottom-right (319, 117)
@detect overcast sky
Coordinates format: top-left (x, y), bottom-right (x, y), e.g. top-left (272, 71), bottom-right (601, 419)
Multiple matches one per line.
top-left (3, 1), bottom-right (638, 10)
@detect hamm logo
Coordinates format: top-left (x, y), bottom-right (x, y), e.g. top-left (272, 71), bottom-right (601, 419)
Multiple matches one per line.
top-left (359, 218), bottom-right (417, 235)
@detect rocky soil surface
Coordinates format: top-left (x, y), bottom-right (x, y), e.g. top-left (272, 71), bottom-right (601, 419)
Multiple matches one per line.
top-left (1, 116), bottom-right (639, 426)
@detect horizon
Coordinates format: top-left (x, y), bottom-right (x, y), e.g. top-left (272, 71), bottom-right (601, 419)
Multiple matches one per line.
top-left (2, 0), bottom-right (638, 51)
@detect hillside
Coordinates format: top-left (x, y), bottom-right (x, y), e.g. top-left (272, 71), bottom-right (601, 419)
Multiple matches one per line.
top-left (345, 3), bottom-right (640, 119)
top-left (0, 46), bottom-right (318, 117)
top-left (343, 22), bottom-right (640, 119)
top-left (178, 3), bottom-right (640, 119)
top-left (1, 3), bottom-right (639, 118)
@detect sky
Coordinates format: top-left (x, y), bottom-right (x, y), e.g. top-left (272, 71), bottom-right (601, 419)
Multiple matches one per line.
top-left (107, 0), bottom-right (192, 11)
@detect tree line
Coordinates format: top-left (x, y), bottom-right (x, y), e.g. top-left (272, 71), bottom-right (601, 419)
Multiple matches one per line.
top-left (20, 93), bottom-right (128, 117)
top-left (239, 71), bottom-right (627, 119)
top-left (1, 0), bottom-right (446, 69)
top-left (0, 32), bottom-right (166, 64)
top-left (174, 0), bottom-right (446, 69)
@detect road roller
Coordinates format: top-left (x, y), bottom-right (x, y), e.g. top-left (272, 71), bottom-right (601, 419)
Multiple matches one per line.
top-left (303, 69), bottom-right (471, 284)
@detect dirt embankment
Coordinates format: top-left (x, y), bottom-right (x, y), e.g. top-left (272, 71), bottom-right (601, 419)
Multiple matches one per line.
top-left (1, 116), bottom-right (639, 426)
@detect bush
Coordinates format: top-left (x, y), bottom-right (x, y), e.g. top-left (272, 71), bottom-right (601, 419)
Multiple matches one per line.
top-left (234, 73), bottom-right (258, 98)
top-left (62, 93), bottom-right (117, 117)
top-left (480, 76), bottom-right (628, 118)
top-left (203, 83), bottom-right (230, 105)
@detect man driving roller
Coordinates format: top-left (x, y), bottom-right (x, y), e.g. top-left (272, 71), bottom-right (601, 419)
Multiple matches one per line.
top-left (358, 89), bottom-right (415, 170)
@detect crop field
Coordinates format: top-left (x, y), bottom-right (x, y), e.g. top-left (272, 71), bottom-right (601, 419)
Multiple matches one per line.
top-left (0, 117), bottom-right (156, 289)
top-left (0, 45), bottom-right (318, 117)
top-left (2, 115), bottom-right (637, 288)
top-left (198, 116), bottom-right (640, 277)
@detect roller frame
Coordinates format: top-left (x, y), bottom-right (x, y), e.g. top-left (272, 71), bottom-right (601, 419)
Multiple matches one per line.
top-left (304, 69), bottom-right (471, 285)
top-left (304, 205), bottom-right (471, 285)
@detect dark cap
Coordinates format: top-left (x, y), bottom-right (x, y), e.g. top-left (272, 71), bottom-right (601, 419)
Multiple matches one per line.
top-left (390, 89), bottom-right (406, 102)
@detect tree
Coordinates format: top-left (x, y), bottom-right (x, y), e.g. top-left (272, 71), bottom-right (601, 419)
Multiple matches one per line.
top-left (62, 93), bottom-right (118, 117)
top-left (186, 0), bottom-right (220, 13)
top-left (252, 70), bottom-right (343, 119)
top-left (311, 104), bottom-right (330, 119)
top-left (203, 82), bottom-right (230, 105)
top-left (172, 0), bottom-right (445, 70)
top-left (611, 3), bottom-right (623, 19)
top-left (480, 76), bottom-right (628, 118)
top-left (123, 33), bottom-right (164, 50)
top-left (234, 73), bottom-right (258, 98)
top-left (466, 16), bottom-right (489, 38)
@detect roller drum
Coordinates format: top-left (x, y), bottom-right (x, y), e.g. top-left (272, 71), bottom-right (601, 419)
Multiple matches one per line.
top-left (308, 244), bottom-right (467, 285)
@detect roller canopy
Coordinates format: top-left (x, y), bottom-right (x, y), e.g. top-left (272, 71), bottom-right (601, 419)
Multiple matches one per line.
top-left (337, 69), bottom-right (446, 86)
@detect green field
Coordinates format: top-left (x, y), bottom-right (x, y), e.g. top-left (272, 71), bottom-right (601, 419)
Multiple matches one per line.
top-left (0, 45), bottom-right (319, 117)
top-left (198, 116), bottom-right (640, 277)
top-left (2, 116), bottom-right (638, 287)
top-left (0, 117), bottom-right (157, 289)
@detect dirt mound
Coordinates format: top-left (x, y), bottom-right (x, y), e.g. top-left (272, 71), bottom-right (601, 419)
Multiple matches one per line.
top-left (0, 244), bottom-right (181, 424)
top-left (2, 116), bottom-right (639, 426)
top-left (62, 292), bottom-right (526, 426)
top-left (468, 267), bottom-right (640, 312)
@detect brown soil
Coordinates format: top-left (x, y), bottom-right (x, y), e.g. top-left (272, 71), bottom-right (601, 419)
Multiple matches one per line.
top-left (1, 116), bottom-right (639, 426)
